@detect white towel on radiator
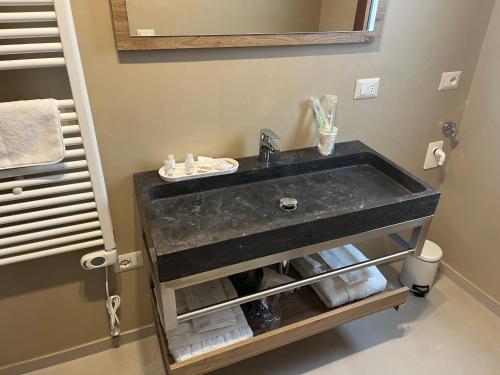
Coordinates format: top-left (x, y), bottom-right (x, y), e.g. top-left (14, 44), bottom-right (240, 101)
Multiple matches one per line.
top-left (0, 99), bottom-right (65, 170)
top-left (159, 277), bottom-right (253, 362)
top-left (292, 244), bottom-right (387, 308)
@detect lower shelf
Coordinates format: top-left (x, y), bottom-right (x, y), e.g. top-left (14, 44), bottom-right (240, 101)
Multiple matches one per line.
top-left (152, 284), bottom-right (409, 375)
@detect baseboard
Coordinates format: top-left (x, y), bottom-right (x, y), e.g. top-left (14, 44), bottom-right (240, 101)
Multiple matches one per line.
top-left (0, 324), bottom-right (156, 375)
top-left (440, 261), bottom-right (500, 317)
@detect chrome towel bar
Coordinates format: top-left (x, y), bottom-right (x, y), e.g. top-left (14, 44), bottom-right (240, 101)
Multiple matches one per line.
top-left (177, 249), bottom-right (414, 323)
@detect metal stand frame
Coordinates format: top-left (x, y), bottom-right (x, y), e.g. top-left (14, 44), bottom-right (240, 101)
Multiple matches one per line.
top-left (159, 216), bottom-right (432, 330)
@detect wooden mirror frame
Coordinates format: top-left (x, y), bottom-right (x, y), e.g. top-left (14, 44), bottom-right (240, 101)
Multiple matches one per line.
top-left (110, 0), bottom-right (387, 50)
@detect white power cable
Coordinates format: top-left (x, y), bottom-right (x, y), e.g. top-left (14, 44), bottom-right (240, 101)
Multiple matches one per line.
top-left (105, 266), bottom-right (121, 337)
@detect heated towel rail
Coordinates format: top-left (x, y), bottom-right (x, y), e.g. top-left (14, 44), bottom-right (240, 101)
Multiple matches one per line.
top-left (0, 0), bottom-right (116, 265)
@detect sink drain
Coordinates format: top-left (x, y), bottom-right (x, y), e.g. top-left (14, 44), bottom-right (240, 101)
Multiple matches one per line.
top-left (279, 197), bottom-right (298, 212)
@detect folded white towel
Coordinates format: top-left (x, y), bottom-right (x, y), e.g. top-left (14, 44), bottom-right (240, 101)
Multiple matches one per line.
top-left (183, 278), bottom-right (238, 333)
top-left (0, 99), bottom-right (65, 170)
top-left (318, 247), bottom-right (369, 285)
top-left (159, 278), bottom-right (253, 362)
top-left (292, 245), bottom-right (387, 308)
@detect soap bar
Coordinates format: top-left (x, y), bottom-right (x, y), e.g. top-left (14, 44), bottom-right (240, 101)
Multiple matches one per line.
top-left (213, 160), bottom-right (233, 170)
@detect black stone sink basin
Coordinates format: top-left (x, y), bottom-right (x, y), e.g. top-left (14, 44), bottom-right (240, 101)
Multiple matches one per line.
top-left (134, 141), bottom-right (440, 283)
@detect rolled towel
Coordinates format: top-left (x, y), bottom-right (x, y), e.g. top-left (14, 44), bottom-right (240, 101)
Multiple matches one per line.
top-left (292, 245), bottom-right (387, 308)
top-left (0, 99), bottom-right (65, 170)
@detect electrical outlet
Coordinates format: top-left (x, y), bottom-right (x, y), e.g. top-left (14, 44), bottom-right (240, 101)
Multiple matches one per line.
top-left (354, 78), bottom-right (380, 100)
top-left (438, 71), bottom-right (462, 91)
top-left (114, 251), bottom-right (144, 273)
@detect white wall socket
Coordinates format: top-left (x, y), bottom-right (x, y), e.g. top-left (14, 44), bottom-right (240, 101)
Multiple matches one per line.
top-left (438, 71), bottom-right (462, 91)
top-left (114, 251), bottom-right (144, 273)
top-left (354, 78), bottom-right (380, 100)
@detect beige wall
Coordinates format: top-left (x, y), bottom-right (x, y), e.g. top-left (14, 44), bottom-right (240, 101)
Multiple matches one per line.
top-left (319, 0), bottom-right (358, 31)
top-left (127, 0), bottom-right (322, 35)
top-left (0, 0), bottom-right (496, 368)
top-left (431, 1), bottom-right (500, 302)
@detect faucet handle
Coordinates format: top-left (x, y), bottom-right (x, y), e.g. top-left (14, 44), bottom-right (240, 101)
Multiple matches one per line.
top-left (260, 128), bottom-right (280, 140)
top-left (259, 128), bottom-right (280, 163)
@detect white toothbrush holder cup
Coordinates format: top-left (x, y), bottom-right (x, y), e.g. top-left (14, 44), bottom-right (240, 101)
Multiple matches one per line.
top-left (317, 128), bottom-right (338, 156)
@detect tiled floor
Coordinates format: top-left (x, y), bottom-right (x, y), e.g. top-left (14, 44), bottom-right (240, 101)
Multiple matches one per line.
top-left (30, 274), bottom-right (500, 375)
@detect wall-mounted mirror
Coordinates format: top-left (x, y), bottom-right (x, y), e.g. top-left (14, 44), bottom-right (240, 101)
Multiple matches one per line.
top-left (111, 0), bottom-right (386, 50)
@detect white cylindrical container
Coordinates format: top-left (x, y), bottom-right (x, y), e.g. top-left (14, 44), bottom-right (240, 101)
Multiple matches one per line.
top-left (317, 128), bottom-right (338, 156)
top-left (185, 153), bottom-right (195, 175)
top-left (400, 240), bottom-right (443, 297)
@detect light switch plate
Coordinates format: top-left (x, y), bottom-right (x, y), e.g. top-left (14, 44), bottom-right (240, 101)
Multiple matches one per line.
top-left (354, 78), bottom-right (380, 100)
top-left (423, 141), bottom-right (444, 169)
top-left (438, 71), bottom-right (462, 91)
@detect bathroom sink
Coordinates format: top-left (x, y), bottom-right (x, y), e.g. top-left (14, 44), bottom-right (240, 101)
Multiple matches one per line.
top-left (134, 141), bottom-right (440, 283)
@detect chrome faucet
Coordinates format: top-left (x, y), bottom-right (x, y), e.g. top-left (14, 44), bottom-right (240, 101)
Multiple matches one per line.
top-left (259, 128), bottom-right (280, 164)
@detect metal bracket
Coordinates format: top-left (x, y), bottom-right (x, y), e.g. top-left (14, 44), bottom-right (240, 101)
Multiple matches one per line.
top-left (442, 122), bottom-right (459, 138)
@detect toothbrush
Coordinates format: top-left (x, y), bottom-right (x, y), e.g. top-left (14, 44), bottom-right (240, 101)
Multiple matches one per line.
top-left (325, 95), bottom-right (338, 131)
top-left (310, 98), bottom-right (328, 131)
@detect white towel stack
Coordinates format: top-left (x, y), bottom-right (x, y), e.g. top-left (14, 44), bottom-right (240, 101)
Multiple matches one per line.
top-left (0, 99), bottom-right (65, 170)
top-left (158, 278), bottom-right (253, 362)
top-left (292, 244), bottom-right (387, 308)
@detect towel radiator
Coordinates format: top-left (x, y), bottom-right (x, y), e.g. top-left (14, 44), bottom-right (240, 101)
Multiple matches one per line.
top-left (0, 0), bottom-right (116, 266)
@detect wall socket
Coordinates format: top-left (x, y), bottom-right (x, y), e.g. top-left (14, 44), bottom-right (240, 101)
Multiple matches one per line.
top-left (354, 78), bottom-right (380, 100)
top-left (438, 71), bottom-right (462, 91)
top-left (114, 251), bottom-right (144, 273)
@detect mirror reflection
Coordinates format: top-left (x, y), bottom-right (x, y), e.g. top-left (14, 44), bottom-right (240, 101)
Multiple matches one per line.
top-left (126, 0), bottom-right (379, 37)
